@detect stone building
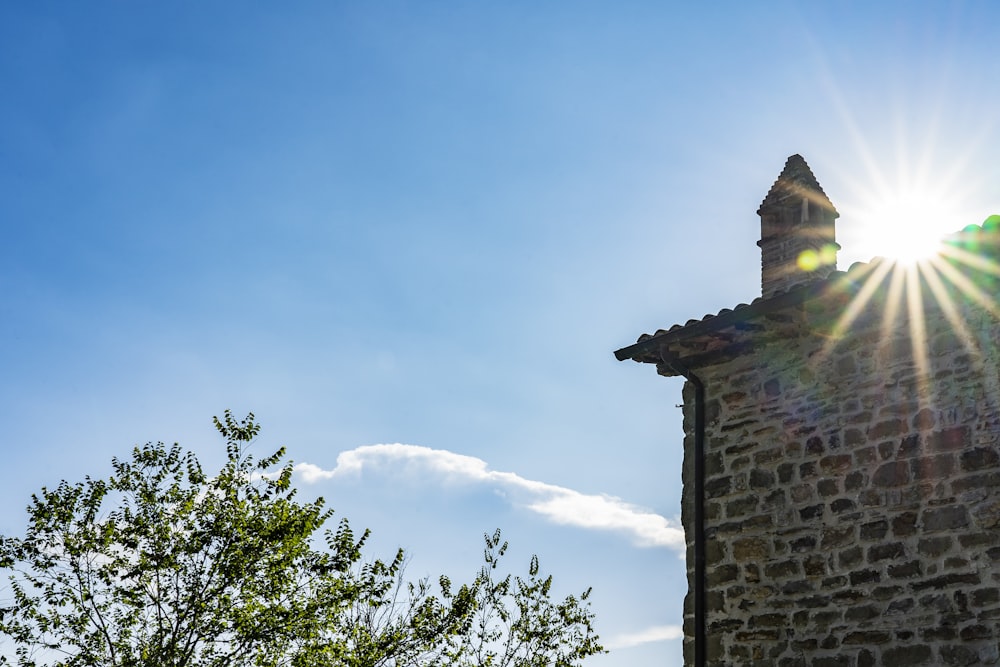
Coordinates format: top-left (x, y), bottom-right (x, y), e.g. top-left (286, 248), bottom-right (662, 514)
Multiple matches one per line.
top-left (615, 155), bottom-right (1000, 666)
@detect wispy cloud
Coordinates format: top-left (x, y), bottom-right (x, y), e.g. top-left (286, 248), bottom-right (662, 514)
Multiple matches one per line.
top-left (606, 624), bottom-right (684, 649)
top-left (293, 444), bottom-right (684, 551)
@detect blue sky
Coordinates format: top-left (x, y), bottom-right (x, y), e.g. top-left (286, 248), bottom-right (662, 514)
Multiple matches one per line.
top-left (2, 3), bottom-right (999, 665)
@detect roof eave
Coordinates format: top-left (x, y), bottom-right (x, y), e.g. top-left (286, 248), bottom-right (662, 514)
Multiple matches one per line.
top-left (613, 276), bottom-right (855, 365)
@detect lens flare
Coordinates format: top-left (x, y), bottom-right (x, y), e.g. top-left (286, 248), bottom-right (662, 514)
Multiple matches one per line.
top-left (851, 191), bottom-right (956, 265)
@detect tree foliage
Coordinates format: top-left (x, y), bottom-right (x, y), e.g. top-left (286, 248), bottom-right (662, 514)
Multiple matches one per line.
top-left (0, 412), bottom-right (603, 667)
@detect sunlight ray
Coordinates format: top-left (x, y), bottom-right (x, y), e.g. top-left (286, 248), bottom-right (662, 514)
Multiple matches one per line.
top-left (917, 258), bottom-right (981, 361)
top-left (880, 261), bottom-right (907, 343)
top-left (938, 242), bottom-right (1000, 277)
top-left (929, 256), bottom-right (1000, 320)
top-left (820, 259), bottom-right (895, 360)
top-left (904, 266), bottom-right (930, 384)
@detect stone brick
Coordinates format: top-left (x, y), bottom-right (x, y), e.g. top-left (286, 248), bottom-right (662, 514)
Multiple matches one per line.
top-left (833, 588), bottom-right (868, 606)
top-left (742, 514), bottom-right (773, 530)
top-left (821, 525), bottom-right (854, 548)
top-left (944, 556), bottom-right (970, 569)
top-left (960, 446), bottom-right (999, 471)
top-left (871, 585), bottom-right (902, 599)
top-left (706, 539), bottom-right (726, 565)
top-left (844, 604), bottom-right (880, 621)
top-left (791, 484), bottom-right (813, 503)
top-left (872, 461), bottom-right (910, 487)
top-left (799, 504), bottom-right (824, 520)
top-left (811, 610), bottom-right (842, 626)
top-left (869, 419), bottom-right (907, 439)
top-left (812, 657), bottom-right (849, 667)
top-left (788, 536), bottom-right (815, 553)
top-left (860, 519), bottom-right (888, 540)
top-left (733, 537), bottom-right (770, 561)
top-left (749, 468), bottom-right (776, 489)
top-left (708, 618), bottom-right (744, 632)
top-left (912, 408), bottom-right (935, 430)
top-left (959, 624), bottom-right (994, 640)
top-left (892, 511), bottom-right (917, 537)
top-left (858, 489), bottom-right (882, 506)
top-left (819, 454), bottom-right (852, 473)
top-left (939, 645), bottom-right (978, 666)
top-left (842, 630), bottom-right (891, 644)
top-left (887, 560), bottom-right (921, 579)
top-left (927, 426), bottom-right (971, 452)
top-left (762, 489), bottom-right (786, 509)
top-left (885, 597), bottom-right (914, 614)
top-left (922, 505), bottom-right (968, 532)
top-left (842, 472), bottom-right (868, 496)
top-left (917, 536), bottom-right (952, 557)
top-left (817, 479), bottom-right (839, 496)
top-left (971, 587), bottom-right (1000, 607)
top-left (869, 542), bottom-right (906, 562)
top-left (782, 580), bottom-right (813, 595)
top-left (803, 555), bottom-right (827, 576)
top-left (918, 592), bottom-right (954, 612)
top-left (878, 440), bottom-right (895, 460)
top-left (705, 451), bottom-right (725, 476)
top-left (897, 434), bottom-right (921, 457)
top-left (754, 446), bottom-right (784, 464)
top-left (923, 625), bottom-right (958, 640)
top-left (844, 427), bottom-right (866, 445)
top-left (849, 569), bottom-right (880, 585)
top-left (731, 455), bottom-right (750, 471)
top-left (839, 546), bottom-right (863, 569)
top-left (830, 498), bottom-right (855, 514)
top-left (777, 462), bottom-right (795, 483)
top-left (911, 572), bottom-right (981, 591)
top-left (952, 471), bottom-right (1000, 493)
top-left (736, 628), bottom-right (785, 643)
top-left (764, 560), bottom-right (800, 578)
top-left (707, 564), bottom-right (739, 587)
top-left (912, 453), bottom-right (956, 480)
top-left (705, 475), bottom-right (732, 498)
top-left (727, 495), bottom-right (760, 518)
top-left (882, 645), bottom-right (933, 665)
top-left (798, 595), bottom-right (831, 608)
top-left (854, 446), bottom-right (877, 464)
top-left (972, 499), bottom-right (1000, 529)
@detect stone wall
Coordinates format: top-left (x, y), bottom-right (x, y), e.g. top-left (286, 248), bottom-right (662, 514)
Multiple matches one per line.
top-left (681, 279), bottom-right (1000, 665)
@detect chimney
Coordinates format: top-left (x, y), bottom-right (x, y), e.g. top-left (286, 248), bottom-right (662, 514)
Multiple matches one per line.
top-left (757, 155), bottom-right (840, 298)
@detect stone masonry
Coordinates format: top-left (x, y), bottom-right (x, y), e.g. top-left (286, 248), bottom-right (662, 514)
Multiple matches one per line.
top-left (617, 156), bottom-right (1000, 666)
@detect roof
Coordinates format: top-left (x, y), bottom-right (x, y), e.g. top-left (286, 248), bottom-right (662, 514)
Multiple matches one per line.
top-left (614, 217), bottom-right (1000, 376)
top-left (758, 154), bottom-right (839, 217)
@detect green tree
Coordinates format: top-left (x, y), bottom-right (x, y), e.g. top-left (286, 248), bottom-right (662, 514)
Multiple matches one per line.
top-left (0, 412), bottom-right (603, 667)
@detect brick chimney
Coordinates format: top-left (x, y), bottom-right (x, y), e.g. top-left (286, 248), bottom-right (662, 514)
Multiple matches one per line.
top-left (757, 155), bottom-right (840, 298)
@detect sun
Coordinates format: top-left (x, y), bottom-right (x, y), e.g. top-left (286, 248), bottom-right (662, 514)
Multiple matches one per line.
top-left (849, 187), bottom-right (958, 265)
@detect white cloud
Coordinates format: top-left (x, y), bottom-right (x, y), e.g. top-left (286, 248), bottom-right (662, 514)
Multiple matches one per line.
top-left (292, 444), bottom-right (685, 551)
top-left (606, 624), bottom-right (684, 649)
